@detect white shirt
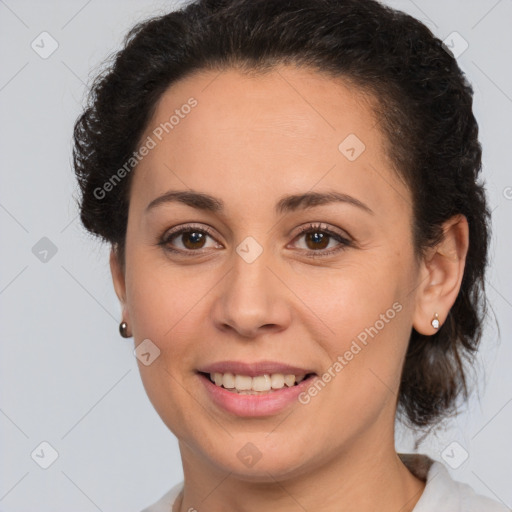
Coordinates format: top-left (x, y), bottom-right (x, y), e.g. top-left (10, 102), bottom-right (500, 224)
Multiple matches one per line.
top-left (141, 453), bottom-right (510, 511)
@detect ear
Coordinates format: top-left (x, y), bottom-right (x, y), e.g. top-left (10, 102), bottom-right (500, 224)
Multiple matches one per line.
top-left (110, 246), bottom-right (129, 323)
top-left (412, 214), bottom-right (469, 335)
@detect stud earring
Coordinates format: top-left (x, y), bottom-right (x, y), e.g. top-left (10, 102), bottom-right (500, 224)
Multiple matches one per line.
top-left (431, 313), bottom-right (440, 330)
top-left (119, 321), bottom-right (130, 338)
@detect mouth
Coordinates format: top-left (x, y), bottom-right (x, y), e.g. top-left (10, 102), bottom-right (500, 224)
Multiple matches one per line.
top-left (197, 361), bottom-right (318, 418)
top-left (198, 371), bottom-right (317, 394)
top-left (196, 360), bottom-right (319, 416)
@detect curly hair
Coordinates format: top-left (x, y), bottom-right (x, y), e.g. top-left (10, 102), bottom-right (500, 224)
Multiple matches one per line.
top-left (72, 0), bottom-right (491, 428)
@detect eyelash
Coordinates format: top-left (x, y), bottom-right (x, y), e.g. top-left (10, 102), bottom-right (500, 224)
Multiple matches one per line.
top-left (158, 222), bottom-right (352, 259)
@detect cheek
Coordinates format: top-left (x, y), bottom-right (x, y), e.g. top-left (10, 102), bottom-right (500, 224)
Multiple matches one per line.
top-left (290, 257), bottom-right (412, 406)
top-left (293, 287), bottom-right (410, 447)
top-left (124, 253), bottom-right (208, 436)
top-left (290, 257), bottom-right (409, 344)
top-left (125, 247), bottom-right (200, 339)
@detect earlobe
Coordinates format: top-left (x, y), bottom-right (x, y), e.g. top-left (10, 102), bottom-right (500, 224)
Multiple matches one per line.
top-left (110, 247), bottom-right (132, 337)
top-left (412, 214), bottom-right (469, 335)
top-left (109, 246), bottom-right (131, 329)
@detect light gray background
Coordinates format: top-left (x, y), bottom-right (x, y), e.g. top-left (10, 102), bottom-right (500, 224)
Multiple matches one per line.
top-left (0, 0), bottom-right (511, 510)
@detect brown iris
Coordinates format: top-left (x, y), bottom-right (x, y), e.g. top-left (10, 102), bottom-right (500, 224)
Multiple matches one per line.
top-left (304, 231), bottom-right (330, 250)
top-left (181, 231), bottom-right (207, 250)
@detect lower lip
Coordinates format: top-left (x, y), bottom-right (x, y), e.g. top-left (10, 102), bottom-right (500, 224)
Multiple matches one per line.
top-left (198, 373), bottom-right (317, 417)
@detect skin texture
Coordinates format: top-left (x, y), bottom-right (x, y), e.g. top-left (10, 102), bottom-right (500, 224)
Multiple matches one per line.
top-left (110, 66), bottom-right (469, 512)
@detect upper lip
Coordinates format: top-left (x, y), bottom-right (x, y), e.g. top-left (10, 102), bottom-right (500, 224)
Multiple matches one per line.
top-left (197, 360), bottom-right (316, 377)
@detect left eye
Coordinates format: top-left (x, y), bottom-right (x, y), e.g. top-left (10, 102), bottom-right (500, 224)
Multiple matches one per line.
top-left (294, 230), bottom-right (338, 250)
top-left (290, 224), bottom-right (351, 256)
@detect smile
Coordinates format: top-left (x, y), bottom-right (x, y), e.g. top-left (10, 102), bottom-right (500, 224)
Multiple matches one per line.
top-left (206, 372), bottom-right (311, 393)
top-left (197, 363), bottom-right (318, 416)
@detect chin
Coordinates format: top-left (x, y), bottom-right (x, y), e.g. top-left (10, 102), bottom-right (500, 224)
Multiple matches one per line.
top-left (197, 434), bottom-right (316, 482)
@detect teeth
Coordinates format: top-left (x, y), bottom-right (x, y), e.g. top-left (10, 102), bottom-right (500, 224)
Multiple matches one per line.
top-left (210, 372), bottom-right (308, 392)
top-left (234, 374), bottom-right (252, 390)
top-left (253, 374), bottom-right (271, 391)
top-left (222, 372), bottom-right (235, 389)
top-left (270, 373), bottom-right (284, 389)
top-left (284, 374), bottom-right (296, 387)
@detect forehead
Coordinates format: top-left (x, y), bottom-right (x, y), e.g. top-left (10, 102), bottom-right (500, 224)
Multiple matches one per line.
top-left (146, 66), bottom-right (379, 153)
top-left (130, 66), bottom-right (410, 220)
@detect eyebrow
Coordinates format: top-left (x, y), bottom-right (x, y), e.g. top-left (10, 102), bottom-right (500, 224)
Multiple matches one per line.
top-left (145, 189), bottom-right (374, 215)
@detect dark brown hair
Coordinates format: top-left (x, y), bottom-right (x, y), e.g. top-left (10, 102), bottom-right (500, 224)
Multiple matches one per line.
top-left (72, 0), bottom-right (491, 428)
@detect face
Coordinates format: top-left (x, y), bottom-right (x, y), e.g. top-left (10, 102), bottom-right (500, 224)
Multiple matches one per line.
top-left (112, 66), bottom-right (422, 480)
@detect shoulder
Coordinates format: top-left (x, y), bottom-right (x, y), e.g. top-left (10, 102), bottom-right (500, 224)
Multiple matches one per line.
top-left (140, 481), bottom-right (183, 512)
top-left (399, 453), bottom-right (510, 512)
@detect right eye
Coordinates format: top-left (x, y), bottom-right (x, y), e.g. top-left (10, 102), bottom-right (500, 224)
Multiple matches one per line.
top-left (159, 224), bottom-right (223, 254)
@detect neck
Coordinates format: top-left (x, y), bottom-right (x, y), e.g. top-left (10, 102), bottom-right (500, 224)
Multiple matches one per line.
top-left (175, 434), bottom-right (425, 512)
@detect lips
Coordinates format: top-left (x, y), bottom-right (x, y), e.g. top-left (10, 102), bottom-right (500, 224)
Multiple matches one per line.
top-left (196, 360), bottom-right (318, 416)
top-left (197, 360), bottom-right (316, 377)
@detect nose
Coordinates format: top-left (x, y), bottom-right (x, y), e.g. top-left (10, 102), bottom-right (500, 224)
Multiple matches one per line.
top-left (211, 247), bottom-right (292, 339)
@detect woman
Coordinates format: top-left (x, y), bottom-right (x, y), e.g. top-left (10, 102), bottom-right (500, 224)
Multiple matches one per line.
top-left (72, 0), bottom-right (508, 510)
